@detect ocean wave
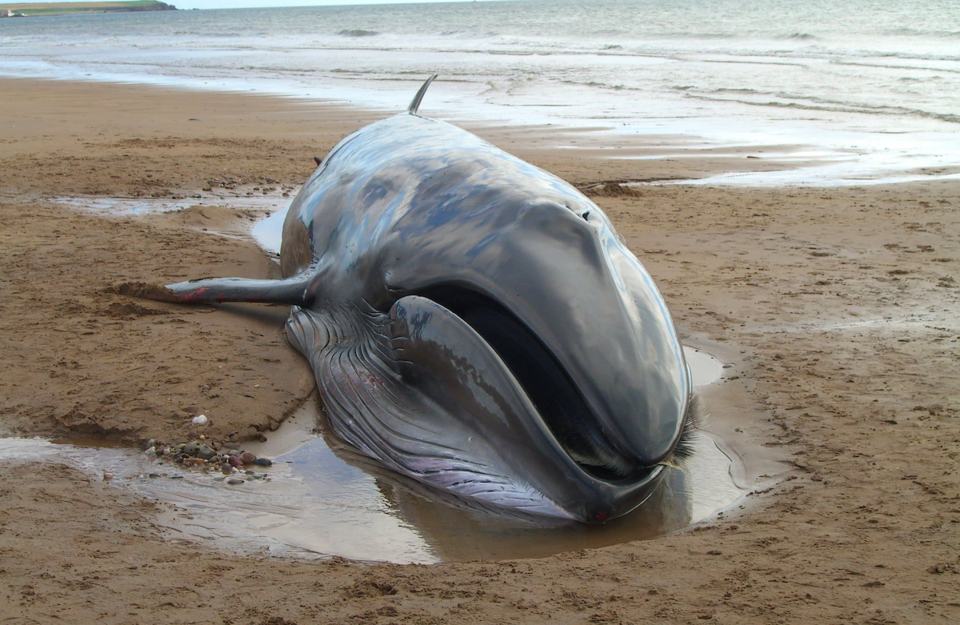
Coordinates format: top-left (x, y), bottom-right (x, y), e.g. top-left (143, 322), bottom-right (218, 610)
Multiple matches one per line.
top-left (708, 87), bottom-right (764, 95)
top-left (885, 28), bottom-right (960, 39)
top-left (656, 31), bottom-right (737, 40)
top-left (683, 91), bottom-right (960, 124)
top-left (854, 51), bottom-right (960, 63)
top-left (830, 59), bottom-right (960, 75)
top-left (558, 77), bottom-right (663, 94)
top-left (338, 29), bottom-right (379, 38)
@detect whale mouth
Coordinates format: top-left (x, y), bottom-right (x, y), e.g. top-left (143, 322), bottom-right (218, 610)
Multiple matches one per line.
top-left (414, 285), bottom-right (655, 483)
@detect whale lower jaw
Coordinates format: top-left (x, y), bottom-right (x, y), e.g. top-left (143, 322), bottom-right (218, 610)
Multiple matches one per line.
top-left (285, 305), bottom-right (578, 520)
top-left (409, 284), bottom-right (655, 481)
top-left (285, 300), bottom-right (669, 522)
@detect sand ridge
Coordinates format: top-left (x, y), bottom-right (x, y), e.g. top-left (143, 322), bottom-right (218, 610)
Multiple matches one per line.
top-left (0, 78), bottom-right (958, 623)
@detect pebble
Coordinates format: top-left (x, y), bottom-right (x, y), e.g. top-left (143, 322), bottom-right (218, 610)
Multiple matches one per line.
top-left (183, 457), bottom-right (206, 466)
top-left (192, 414), bottom-right (208, 426)
top-left (252, 457), bottom-right (272, 467)
top-left (239, 451), bottom-right (257, 465)
top-left (227, 478), bottom-right (245, 485)
top-left (220, 463), bottom-right (234, 475)
top-left (228, 455), bottom-right (243, 469)
top-left (145, 439), bottom-right (156, 450)
top-left (144, 446), bottom-right (156, 457)
top-left (245, 470), bottom-right (255, 476)
top-left (183, 441), bottom-right (202, 456)
top-left (196, 444), bottom-right (217, 460)
top-left (103, 472), bottom-right (114, 482)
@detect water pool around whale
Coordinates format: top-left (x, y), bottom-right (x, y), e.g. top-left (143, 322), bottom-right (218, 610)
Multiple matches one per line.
top-left (0, 347), bottom-right (744, 564)
top-left (12, 195), bottom-right (747, 561)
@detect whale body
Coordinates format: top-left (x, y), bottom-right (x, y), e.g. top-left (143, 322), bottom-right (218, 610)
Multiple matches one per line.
top-left (149, 77), bottom-right (698, 523)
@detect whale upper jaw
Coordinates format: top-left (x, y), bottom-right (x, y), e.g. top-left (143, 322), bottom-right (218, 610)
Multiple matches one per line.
top-left (380, 199), bottom-right (695, 469)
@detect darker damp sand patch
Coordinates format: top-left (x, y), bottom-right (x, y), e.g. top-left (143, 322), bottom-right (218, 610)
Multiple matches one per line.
top-left (111, 281), bottom-right (184, 302)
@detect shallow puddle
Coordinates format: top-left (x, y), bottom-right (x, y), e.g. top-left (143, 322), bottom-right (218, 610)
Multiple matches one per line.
top-left (686, 345), bottom-right (723, 387)
top-left (49, 192), bottom-right (289, 216)
top-left (0, 347), bottom-right (744, 564)
top-left (266, 409), bottom-right (741, 563)
top-left (250, 207), bottom-right (287, 256)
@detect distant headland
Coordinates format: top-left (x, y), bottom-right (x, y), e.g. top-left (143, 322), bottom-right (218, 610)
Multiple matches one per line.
top-left (1, 1), bottom-right (177, 17)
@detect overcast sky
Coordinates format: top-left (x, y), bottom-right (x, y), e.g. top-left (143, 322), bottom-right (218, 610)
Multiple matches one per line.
top-left (15, 0), bottom-right (498, 10)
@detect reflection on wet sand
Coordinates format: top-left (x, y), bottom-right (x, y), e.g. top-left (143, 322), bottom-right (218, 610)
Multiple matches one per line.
top-left (275, 394), bottom-right (741, 563)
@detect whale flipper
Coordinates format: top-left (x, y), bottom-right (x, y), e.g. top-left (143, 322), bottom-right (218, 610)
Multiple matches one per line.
top-left (134, 274), bottom-right (317, 306)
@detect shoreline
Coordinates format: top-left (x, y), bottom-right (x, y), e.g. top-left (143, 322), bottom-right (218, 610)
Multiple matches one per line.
top-left (1, 76), bottom-right (958, 623)
top-left (3, 67), bottom-right (958, 188)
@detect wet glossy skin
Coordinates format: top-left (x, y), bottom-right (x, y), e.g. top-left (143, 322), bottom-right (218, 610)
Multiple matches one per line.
top-left (271, 113), bottom-right (693, 522)
top-left (155, 100), bottom-right (694, 522)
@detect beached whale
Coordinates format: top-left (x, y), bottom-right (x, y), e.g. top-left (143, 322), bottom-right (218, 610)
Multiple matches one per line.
top-left (146, 76), bottom-right (699, 523)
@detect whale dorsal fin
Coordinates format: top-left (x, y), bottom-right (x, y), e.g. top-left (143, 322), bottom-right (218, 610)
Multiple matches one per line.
top-left (407, 74), bottom-right (438, 115)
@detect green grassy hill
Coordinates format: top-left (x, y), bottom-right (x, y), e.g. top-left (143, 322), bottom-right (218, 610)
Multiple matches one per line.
top-left (1, 1), bottom-right (176, 17)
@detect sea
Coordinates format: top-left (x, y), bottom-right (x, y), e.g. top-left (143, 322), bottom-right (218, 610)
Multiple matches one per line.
top-left (2, 0), bottom-right (959, 186)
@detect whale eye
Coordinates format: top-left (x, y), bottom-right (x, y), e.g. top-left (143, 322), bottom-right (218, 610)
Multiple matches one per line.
top-left (558, 200), bottom-right (590, 222)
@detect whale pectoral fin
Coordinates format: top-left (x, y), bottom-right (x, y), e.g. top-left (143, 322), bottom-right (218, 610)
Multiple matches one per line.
top-left (121, 274), bottom-right (316, 306)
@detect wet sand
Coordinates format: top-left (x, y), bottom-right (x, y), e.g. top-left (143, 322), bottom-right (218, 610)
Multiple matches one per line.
top-left (1, 77), bottom-right (959, 623)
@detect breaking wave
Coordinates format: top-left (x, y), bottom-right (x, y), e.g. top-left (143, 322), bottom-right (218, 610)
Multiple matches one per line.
top-left (338, 29), bottom-right (379, 38)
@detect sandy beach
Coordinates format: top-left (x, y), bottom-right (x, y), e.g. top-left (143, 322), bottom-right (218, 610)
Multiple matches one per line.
top-left (1, 77), bottom-right (958, 623)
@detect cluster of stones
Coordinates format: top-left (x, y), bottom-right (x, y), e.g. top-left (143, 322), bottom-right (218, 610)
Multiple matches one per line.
top-left (143, 437), bottom-right (273, 485)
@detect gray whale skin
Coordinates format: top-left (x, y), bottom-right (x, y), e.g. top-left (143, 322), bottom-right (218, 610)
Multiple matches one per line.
top-left (150, 76), bottom-right (697, 524)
